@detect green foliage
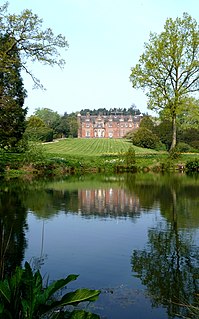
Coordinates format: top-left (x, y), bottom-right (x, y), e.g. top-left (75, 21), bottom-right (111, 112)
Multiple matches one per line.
top-left (0, 261), bottom-right (100, 319)
top-left (125, 146), bottom-right (136, 167)
top-left (178, 128), bottom-right (199, 146)
top-left (0, 1), bottom-right (68, 149)
top-left (34, 108), bottom-right (61, 130)
top-left (0, 2), bottom-right (68, 88)
top-left (26, 116), bottom-right (46, 128)
top-left (186, 159), bottom-right (199, 172)
top-left (177, 97), bottom-right (199, 130)
top-left (139, 116), bottom-right (155, 131)
top-left (189, 140), bottom-right (199, 150)
top-left (130, 13), bottom-right (199, 150)
top-left (23, 142), bottom-right (47, 165)
top-left (24, 127), bottom-right (53, 142)
top-left (0, 35), bottom-right (27, 150)
top-left (130, 127), bottom-right (160, 150)
top-left (168, 147), bottom-right (181, 160)
top-left (79, 106), bottom-right (141, 116)
top-left (153, 120), bottom-right (173, 150)
top-left (176, 142), bottom-right (193, 153)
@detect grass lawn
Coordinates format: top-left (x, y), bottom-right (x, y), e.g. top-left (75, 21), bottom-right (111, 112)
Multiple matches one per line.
top-left (43, 138), bottom-right (159, 156)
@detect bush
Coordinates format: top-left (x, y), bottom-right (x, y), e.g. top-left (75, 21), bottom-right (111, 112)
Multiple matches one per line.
top-left (186, 159), bottom-right (199, 172)
top-left (190, 140), bottom-right (199, 150)
top-left (176, 142), bottom-right (193, 153)
top-left (168, 147), bottom-right (181, 160)
top-left (24, 127), bottom-right (53, 142)
top-left (22, 142), bottom-right (47, 165)
top-left (125, 146), bottom-right (136, 167)
top-left (131, 127), bottom-right (160, 150)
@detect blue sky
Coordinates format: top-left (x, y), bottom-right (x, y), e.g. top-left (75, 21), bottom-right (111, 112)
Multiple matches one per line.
top-left (7, 0), bottom-right (199, 116)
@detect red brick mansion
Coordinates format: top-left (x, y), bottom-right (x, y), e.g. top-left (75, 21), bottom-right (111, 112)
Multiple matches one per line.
top-left (77, 113), bottom-right (142, 138)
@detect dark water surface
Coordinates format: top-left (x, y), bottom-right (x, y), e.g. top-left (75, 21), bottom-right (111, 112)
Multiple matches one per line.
top-left (0, 173), bottom-right (199, 318)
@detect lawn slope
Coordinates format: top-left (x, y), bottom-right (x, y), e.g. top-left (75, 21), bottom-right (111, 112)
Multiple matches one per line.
top-left (44, 138), bottom-right (157, 156)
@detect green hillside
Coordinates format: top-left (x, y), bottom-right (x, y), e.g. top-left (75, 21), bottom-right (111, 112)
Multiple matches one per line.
top-left (44, 138), bottom-right (157, 156)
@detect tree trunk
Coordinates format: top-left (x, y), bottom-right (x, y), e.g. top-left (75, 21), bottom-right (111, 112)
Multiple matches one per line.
top-left (170, 115), bottom-right (177, 150)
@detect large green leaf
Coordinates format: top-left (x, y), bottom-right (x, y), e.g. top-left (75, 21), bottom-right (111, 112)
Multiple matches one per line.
top-left (60, 289), bottom-right (100, 306)
top-left (42, 274), bottom-right (79, 301)
top-left (38, 288), bottom-right (100, 316)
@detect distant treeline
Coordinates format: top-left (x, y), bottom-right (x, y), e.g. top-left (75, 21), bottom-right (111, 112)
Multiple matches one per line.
top-left (80, 106), bottom-right (142, 116)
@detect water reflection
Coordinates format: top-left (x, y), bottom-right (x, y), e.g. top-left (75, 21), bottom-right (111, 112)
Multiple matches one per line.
top-left (78, 188), bottom-right (140, 216)
top-left (0, 173), bottom-right (199, 318)
top-left (0, 184), bottom-right (27, 278)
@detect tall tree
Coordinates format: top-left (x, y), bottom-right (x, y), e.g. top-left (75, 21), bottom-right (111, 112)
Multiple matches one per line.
top-left (130, 13), bottom-right (199, 150)
top-left (0, 34), bottom-right (27, 149)
top-left (0, 2), bottom-right (68, 148)
top-left (34, 108), bottom-right (61, 130)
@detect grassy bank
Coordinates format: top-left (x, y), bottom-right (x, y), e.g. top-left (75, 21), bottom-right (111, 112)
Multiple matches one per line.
top-left (1, 138), bottom-right (199, 176)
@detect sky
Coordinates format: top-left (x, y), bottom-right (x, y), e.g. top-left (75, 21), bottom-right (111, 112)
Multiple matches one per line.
top-left (5, 0), bottom-right (199, 116)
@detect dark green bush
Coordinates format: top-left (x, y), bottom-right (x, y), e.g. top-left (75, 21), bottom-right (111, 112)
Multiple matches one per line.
top-left (131, 127), bottom-right (160, 150)
top-left (177, 142), bottom-right (193, 153)
top-left (186, 159), bottom-right (199, 172)
top-left (125, 146), bottom-right (136, 167)
top-left (190, 140), bottom-right (199, 150)
top-left (24, 127), bottom-right (53, 142)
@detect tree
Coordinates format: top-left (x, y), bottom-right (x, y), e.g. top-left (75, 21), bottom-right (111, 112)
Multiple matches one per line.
top-left (0, 2), bottom-right (68, 88)
top-left (34, 108), bottom-right (61, 130)
top-left (25, 115), bottom-right (53, 142)
top-left (0, 35), bottom-right (27, 149)
top-left (0, 2), bottom-right (68, 149)
top-left (66, 113), bottom-right (79, 137)
top-left (130, 13), bottom-right (199, 150)
top-left (139, 115), bottom-right (155, 131)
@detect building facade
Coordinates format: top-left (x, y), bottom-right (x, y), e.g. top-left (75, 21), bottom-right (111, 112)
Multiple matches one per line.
top-left (77, 113), bottom-right (142, 138)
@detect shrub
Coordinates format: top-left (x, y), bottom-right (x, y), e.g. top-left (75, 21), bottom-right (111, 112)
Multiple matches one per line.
top-left (24, 127), bottom-right (53, 142)
top-left (186, 159), bottom-right (199, 172)
top-left (190, 140), bottom-right (199, 150)
top-left (154, 120), bottom-right (172, 150)
top-left (176, 142), bottom-right (193, 153)
top-left (23, 142), bottom-right (47, 165)
top-left (125, 146), bottom-right (136, 167)
top-left (131, 127), bottom-right (160, 150)
top-left (168, 147), bottom-right (181, 160)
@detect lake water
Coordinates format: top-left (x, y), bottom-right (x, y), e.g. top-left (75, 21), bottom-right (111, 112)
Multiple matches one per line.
top-left (0, 172), bottom-right (199, 318)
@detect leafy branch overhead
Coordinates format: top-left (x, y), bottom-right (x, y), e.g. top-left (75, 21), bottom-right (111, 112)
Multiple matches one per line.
top-left (0, 1), bottom-right (69, 88)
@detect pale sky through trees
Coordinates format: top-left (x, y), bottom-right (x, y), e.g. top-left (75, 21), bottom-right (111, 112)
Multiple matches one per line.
top-left (7, 0), bottom-right (199, 116)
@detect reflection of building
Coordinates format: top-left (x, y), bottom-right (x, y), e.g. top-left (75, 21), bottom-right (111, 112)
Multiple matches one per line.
top-left (77, 113), bottom-right (142, 138)
top-left (78, 188), bottom-right (140, 216)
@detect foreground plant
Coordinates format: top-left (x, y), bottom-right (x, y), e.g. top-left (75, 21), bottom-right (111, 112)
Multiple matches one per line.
top-left (0, 262), bottom-right (100, 318)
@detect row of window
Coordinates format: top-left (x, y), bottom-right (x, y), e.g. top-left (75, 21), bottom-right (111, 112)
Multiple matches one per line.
top-left (85, 123), bottom-right (138, 128)
top-left (85, 131), bottom-right (128, 137)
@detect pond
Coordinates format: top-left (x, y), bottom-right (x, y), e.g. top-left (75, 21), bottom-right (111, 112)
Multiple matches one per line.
top-left (0, 172), bottom-right (199, 318)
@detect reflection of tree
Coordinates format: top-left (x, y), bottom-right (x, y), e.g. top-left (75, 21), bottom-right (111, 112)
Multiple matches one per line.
top-left (127, 174), bottom-right (199, 317)
top-left (0, 188), bottom-right (28, 278)
top-left (132, 221), bottom-right (199, 318)
top-left (125, 173), bottom-right (199, 228)
top-left (24, 189), bottom-right (78, 219)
